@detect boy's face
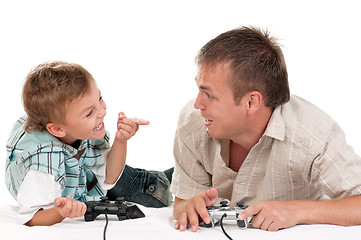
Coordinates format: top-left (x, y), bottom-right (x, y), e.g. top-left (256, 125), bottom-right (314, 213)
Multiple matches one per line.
top-left (56, 80), bottom-right (107, 145)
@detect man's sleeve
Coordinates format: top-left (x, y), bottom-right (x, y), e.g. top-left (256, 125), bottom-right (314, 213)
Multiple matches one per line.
top-left (309, 122), bottom-right (361, 199)
top-left (170, 112), bottom-right (212, 200)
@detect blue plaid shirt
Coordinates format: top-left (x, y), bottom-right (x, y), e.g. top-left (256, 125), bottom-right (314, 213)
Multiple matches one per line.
top-left (5, 115), bottom-right (110, 202)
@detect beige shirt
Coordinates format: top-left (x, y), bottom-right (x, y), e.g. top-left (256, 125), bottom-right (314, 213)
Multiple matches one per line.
top-left (171, 95), bottom-right (361, 206)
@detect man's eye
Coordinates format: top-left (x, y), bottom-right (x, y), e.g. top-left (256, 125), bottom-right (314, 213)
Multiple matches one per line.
top-left (205, 92), bottom-right (212, 98)
top-left (86, 110), bottom-right (93, 117)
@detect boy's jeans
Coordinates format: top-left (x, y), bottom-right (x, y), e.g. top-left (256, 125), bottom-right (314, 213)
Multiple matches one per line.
top-left (106, 165), bottom-right (173, 208)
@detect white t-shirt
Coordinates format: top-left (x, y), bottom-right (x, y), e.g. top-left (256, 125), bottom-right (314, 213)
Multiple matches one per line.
top-left (15, 149), bottom-right (122, 224)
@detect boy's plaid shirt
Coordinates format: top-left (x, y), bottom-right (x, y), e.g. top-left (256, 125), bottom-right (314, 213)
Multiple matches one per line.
top-left (6, 115), bottom-right (110, 202)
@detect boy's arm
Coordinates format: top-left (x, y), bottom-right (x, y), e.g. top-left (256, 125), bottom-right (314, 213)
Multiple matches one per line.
top-left (26, 196), bottom-right (86, 226)
top-left (104, 138), bottom-right (127, 184)
top-left (17, 170), bottom-right (86, 226)
top-left (104, 112), bottom-right (149, 184)
top-left (25, 207), bottom-right (65, 226)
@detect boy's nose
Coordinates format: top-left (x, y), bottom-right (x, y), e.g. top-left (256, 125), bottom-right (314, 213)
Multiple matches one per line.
top-left (98, 104), bottom-right (107, 118)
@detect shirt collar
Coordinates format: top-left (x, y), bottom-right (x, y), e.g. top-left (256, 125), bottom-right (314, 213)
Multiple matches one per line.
top-left (263, 105), bottom-right (286, 141)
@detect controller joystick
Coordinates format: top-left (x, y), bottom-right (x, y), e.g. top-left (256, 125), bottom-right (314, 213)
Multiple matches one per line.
top-left (205, 200), bottom-right (253, 229)
top-left (84, 196), bottom-right (145, 221)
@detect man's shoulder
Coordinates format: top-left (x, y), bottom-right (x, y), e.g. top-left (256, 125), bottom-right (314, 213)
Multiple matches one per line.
top-left (283, 95), bottom-right (335, 123)
top-left (281, 95), bottom-right (339, 139)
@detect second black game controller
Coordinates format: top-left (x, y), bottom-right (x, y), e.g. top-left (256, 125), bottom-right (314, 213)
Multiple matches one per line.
top-left (84, 196), bottom-right (145, 221)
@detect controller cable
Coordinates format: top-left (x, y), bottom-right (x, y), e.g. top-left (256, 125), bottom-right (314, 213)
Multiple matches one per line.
top-left (220, 213), bottom-right (233, 240)
top-left (103, 210), bottom-right (109, 240)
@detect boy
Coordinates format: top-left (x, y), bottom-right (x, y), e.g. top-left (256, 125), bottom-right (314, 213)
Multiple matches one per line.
top-left (5, 61), bottom-right (169, 226)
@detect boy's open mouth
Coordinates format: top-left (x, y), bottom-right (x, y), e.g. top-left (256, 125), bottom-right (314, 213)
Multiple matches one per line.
top-left (94, 122), bottom-right (103, 131)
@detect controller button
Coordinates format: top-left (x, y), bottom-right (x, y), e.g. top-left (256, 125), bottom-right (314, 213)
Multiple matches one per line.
top-left (220, 201), bottom-right (228, 207)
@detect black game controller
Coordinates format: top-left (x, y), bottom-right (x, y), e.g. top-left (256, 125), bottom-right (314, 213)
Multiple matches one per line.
top-left (84, 196), bottom-right (145, 221)
top-left (205, 200), bottom-right (253, 228)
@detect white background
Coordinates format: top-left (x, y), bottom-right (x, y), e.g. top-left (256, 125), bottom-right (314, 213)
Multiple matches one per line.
top-left (0, 0), bottom-right (360, 205)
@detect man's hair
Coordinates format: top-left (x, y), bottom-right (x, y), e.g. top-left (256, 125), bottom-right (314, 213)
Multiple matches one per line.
top-left (22, 61), bottom-right (94, 132)
top-left (195, 26), bottom-right (290, 107)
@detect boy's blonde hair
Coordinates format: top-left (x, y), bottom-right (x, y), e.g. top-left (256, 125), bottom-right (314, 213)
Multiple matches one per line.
top-left (22, 61), bottom-right (94, 132)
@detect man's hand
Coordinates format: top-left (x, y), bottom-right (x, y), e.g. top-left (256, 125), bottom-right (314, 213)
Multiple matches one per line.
top-left (115, 112), bottom-right (149, 142)
top-left (54, 196), bottom-right (87, 219)
top-left (175, 188), bottom-right (218, 232)
top-left (238, 200), bottom-right (301, 231)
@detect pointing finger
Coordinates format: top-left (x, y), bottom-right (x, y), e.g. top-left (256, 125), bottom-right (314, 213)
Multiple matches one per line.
top-left (132, 118), bottom-right (150, 126)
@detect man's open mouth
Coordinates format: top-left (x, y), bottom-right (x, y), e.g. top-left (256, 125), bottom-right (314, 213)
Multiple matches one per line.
top-left (204, 119), bottom-right (213, 126)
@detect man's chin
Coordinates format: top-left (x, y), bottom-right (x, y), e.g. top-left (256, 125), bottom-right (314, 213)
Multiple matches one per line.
top-left (207, 130), bottom-right (222, 140)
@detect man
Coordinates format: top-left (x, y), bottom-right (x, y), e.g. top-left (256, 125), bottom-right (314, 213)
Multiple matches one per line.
top-left (170, 26), bottom-right (361, 232)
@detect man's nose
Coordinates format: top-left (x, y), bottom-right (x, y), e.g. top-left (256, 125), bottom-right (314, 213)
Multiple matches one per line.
top-left (194, 93), bottom-right (204, 110)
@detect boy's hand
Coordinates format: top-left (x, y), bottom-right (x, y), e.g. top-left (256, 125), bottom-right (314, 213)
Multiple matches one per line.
top-left (115, 112), bottom-right (149, 142)
top-left (54, 196), bottom-right (87, 219)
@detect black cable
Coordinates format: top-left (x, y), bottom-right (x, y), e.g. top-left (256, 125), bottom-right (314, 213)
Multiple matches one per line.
top-left (220, 213), bottom-right (233, 240)
top-left (103, 210), bottom-right (109, 240)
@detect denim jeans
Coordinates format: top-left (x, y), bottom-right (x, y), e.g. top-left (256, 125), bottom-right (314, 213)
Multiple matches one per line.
top-left (106, 165), bottom-right (173, 208)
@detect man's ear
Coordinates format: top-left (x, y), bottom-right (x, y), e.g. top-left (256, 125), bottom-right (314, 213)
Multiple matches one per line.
top-left (46, 123), bottom-right (66, 138)
top-left (247, 91), bottom-right (263, 113)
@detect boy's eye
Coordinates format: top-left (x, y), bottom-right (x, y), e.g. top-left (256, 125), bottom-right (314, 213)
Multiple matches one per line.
top-left (86, 110), bottom-right (93, 117)
top-left (99, 96), bottom-right (103, 101)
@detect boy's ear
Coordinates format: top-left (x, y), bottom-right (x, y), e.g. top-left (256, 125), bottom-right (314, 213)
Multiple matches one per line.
top-left (46, 123), bottom-right (66, 138)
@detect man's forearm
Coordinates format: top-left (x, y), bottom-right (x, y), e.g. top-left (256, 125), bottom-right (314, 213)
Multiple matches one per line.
top-left (299, 195), bottom-right (361, 226)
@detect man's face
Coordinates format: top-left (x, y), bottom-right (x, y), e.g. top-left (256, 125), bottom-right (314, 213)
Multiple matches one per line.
top-left (59, 80), bottom-right (107, 145)
top-left (194, 62), bottom-right (249, 140)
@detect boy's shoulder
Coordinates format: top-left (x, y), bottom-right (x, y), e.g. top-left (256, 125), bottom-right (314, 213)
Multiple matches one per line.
top-left (7, 116), bottom-right (71, 160)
